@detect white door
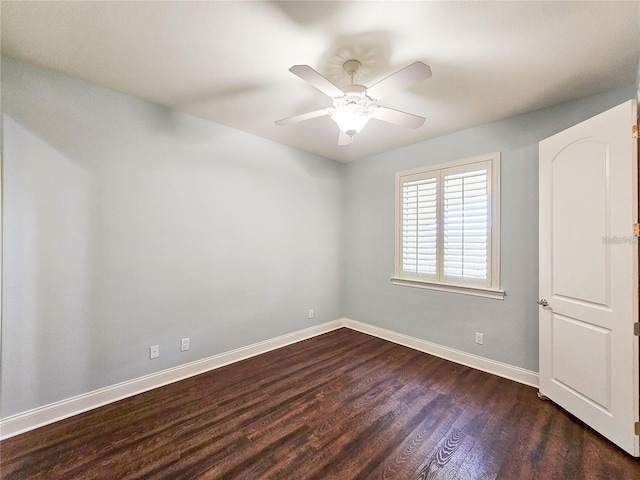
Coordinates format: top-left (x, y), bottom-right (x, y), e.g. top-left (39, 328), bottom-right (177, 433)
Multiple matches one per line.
top-left (539, 99), bottom-right (639, 456)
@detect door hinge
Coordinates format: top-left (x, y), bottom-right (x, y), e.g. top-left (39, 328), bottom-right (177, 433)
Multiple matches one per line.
top-left (634, 124), bottom-right (639, 139)
top-left (634, 224), bottom-right (640, 237)
top-left (635, 422), bottom-right (640, 436)
top-left (635, 323), bottom-right (640, 336)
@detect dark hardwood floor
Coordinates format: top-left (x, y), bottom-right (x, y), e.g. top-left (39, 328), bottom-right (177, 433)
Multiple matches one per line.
top-left (2, 328), bottom-right (640, 479)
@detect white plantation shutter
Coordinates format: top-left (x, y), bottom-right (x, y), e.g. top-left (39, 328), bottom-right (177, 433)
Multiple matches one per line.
top-left (402, 176), bottom-right (438, 277)
top-left (443, 165), bottom-right (490, 284)
top-left (395, 153), bottom-right (500, 296)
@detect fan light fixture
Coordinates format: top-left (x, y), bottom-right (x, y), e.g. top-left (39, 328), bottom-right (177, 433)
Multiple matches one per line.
top-left (330, 93), bottom-right (377, 137)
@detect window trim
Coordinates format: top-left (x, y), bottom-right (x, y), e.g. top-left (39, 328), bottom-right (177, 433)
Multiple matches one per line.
top-left (391, 152), bottom-right (505, 300)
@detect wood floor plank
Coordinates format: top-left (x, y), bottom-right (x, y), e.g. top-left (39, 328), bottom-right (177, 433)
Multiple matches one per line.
top-left (2, 328), bottom-right (640, 479)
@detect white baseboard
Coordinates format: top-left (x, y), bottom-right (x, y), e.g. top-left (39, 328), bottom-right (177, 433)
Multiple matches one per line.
top-left (1, 317), bottom-right (538, 440)
top-left (0, 319), bottom-right (345, 440)
top-left (343, 318), bottom-right (539, 388)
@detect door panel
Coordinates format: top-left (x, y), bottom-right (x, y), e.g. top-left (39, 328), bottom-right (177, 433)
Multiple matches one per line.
top-left (552, 313), bottom-right (611, 410)
top-left (539, 99), bottom-right (639, 456)
top-left (552, 140), bottom-right (609, 305)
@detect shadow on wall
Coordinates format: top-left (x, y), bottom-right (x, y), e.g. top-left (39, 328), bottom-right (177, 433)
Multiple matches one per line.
top-left (1, 56), bottom-right (347, 416)
top-left (1, 57), bottom-right (222, 166)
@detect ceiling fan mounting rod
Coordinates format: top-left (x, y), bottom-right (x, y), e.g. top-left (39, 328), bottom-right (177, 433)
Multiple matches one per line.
top-left (343, 59), bottom-right (361, 84)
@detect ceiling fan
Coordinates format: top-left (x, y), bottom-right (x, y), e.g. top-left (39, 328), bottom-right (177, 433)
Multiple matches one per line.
top-left (275, 59), bottom-right (432, 146)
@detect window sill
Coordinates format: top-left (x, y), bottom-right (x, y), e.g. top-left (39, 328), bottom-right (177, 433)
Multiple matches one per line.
top-left (390, 277), bottom-right (506, 300)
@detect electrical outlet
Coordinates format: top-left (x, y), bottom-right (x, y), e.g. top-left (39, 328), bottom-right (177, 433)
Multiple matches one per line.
top-left (181, 338), bottom-right (190, 352)
top-left (308, 309), bottom-right (314, 319)
top-left (475, 332), bottom-right (484, 345)
top-left (149, 345), bottom-right (160, 359)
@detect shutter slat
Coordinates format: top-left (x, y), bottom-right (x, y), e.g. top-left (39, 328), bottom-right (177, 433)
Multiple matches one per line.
top-left (443, 168), bottom-right (489, 281)
top-left (401, 177), bottom-right (438, 276)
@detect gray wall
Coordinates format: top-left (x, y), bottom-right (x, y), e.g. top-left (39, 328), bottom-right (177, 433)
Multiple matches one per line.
top-left (1, 58), bottom-right (345, 417)
top-left (2, 55), bottom-right (636, 419)
top-left (344, 85), bottom-right (636, 372)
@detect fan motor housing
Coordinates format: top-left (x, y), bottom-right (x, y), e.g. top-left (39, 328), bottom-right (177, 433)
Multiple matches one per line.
top-left (341, 84), bottom-right (367, 94)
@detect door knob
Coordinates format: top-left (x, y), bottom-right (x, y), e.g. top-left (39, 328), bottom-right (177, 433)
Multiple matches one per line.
top-left (537, 298), bottom-right (549, 307)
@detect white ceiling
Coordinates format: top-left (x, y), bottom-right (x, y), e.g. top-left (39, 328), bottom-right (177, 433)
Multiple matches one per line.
top-left (2, 1), bottom-right (639, 162)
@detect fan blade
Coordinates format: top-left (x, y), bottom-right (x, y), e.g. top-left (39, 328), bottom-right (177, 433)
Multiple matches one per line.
top-left (364, 61), bottom-right (432, 100)
top-left (289, 65), bottom-right (345, 98)
top-left (372, 106), bottom-right (425, 129)
top-left (338, 130), bottom-right (353, 146)
top-left (275, 109), bottom-right (330, 126)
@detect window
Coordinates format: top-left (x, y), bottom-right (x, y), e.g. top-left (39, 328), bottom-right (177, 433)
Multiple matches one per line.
top-left (391, 152), bottom-right (504, 299)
